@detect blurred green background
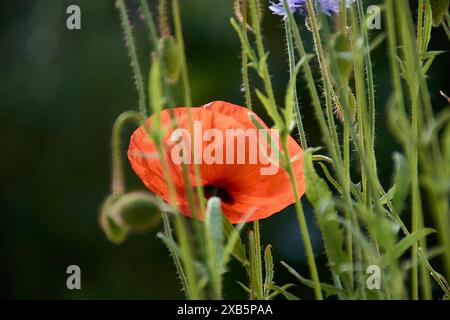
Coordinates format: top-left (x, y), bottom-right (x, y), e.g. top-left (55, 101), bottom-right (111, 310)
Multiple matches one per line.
top-left (0, 0), bottom-right (448, 299)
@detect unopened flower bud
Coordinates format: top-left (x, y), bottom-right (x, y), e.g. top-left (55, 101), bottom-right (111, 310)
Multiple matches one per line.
top-left (99, 194), bottom-right (128, 244)
top-left (110, 191), bottom-right (162, 232)
top-left (159, 36), bottom-right (182, 84)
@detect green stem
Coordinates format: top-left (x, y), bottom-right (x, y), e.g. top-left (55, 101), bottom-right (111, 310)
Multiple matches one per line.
top-left (343, 120), bottom-right (353, 287)
top-left (171, 1), bottom-right (207, 220)
top-left (285, 7), bottom-right (331, 153)
top-left (249, 0), bottom-right (277, 110)
top-left (417, 0), bottom-right (425, 57)
top-left (281, 137), bottom-right (323, 300)
top-left (356, 0), bottom-right (377, 180)
top-left (117, 0), bottom-right (147, 116)
top-left (154, 139), bottom-right (201, 299)
top-left (249, 0), bottom-right (322, 299)
top-left (284, 16), bottom-right (308, 149)
top-left (304, 0), bottom-right (341, 159)
top-left (138, 0), bottom-right (175, 107)
top-left (241, 0), bottom-right (253, 110)
top-left (172, 0), bottom-right (192, 107)
top-left (161, 211), bottom-right (192, 298)
top-left (253, 220), bottom-right (264, 299)
top-left (159, 0), bottom-right (171, 37)
top-left (349, 6), bottom-right (369, 204)
top-left (111, 111), bottom-right (144, 195)
top-left (138, 0), bottom-right (159, 45)
top-left (339, 0), bottom-right (348, 33)
top-left (170, 2), bottom-right (209, 273)
top-left (396, 0), bottom-right (426, 299)
top-left (248, 230), bottom-right (257, 299)
top-left (287, 1), bottom-right (359, 295)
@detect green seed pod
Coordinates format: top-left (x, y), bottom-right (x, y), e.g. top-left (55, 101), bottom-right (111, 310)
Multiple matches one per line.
top-left (99, 194), bottom-right (128, 244)
top-left (159, 36), bottom-right (182, 84)
top-left (110, 192), bottom-right (162, 232)
top-left (332, 32), bottom-right (353, 84)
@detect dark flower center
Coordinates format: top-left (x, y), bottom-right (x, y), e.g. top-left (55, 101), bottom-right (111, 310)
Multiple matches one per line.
top-left (203, 184), bottom-right (234, 204)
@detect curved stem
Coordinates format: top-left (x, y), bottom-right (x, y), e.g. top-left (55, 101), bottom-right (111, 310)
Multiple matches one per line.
top-left (111, 111), bottom-right (144, 195)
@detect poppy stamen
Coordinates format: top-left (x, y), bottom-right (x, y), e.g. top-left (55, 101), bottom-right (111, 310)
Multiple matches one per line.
top-left (203, 184), bottom-right (234, 204)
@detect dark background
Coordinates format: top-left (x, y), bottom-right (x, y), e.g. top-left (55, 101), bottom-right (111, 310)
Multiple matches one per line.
top-left (0, 0), bottom-right (448, 299)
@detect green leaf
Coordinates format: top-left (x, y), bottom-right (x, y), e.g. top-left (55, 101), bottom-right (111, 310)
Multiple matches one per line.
top-left (255, 89), bottom-right (284, 130)
top-left (444, 118), bottom-right (450, 167)
top-left (157, 231), bottom-right (183, 258)
top-left (222, 217), bottom-right (248, 269)
top-left (387, 95), bottom-right (411, 146)
top-left (303, 150), bottom-right (332, 204)
top-left (258, 52), bottom-right (270, 77)
top-left (369, 33), bottom-right (387, 52)
top-left (380, 228), bottom-right (436, 267)
top-left (237, 281), bottom-right (252, 295)
top-left (281, 261), bottom-right (343, 297)
top-left (421, 51), bottom-right (445, 74)
top-left (206, 197), bottom-right (224, 267)
top-left (421, 0), bottom-right (433, 55)
top-left (283, 57), bottom-right (308, 129)
top-left (270, 284), bottom-right (300, 300)
top-left (205, 196), bottom-right (225, 298)
top-left (422, 108), bottom-right (450, 145)
top-left (318, 162), bottom-right (342, 194)
top-left (335, 215), bottom-right (377, 261)
top-left (267, 283), bottom-right (296, 299)
top-left (303, 151), bottom-right (346, 271)
top-left (391, 152), bottom-right (410, 215)
top-left (230, 18), bottom-right (257, 62)
top-left (380, 185), bottom-right (396, 205)
top-left (395, 55), bottom-right (408, 80)
top-left (430, 0), bottom-right (449, 26)
top-left (423, 50), bottom-right (447, 60)
top-left (263, 245), bottom-right (274, 299)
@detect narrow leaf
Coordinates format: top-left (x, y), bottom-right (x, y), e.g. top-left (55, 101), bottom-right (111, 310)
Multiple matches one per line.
top-left (281, 261), bottom-right (343, 297)
top-left (380, 228), bottom-right (436, 267)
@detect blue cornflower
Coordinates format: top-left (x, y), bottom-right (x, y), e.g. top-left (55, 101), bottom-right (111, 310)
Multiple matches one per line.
top-left (268, 0), bottom-right (301, 16)
top-left (269, 0), bottom-right (355, 17)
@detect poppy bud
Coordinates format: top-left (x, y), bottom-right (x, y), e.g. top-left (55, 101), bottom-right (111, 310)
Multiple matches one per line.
top-left (99, 194), bottom-right (128, 244)
top-left (110, 191), bottom-right (162, 232)
top-left (159, 36), bottom-right (182, 84)
top-left (332, 32), bottom-right (353, 83)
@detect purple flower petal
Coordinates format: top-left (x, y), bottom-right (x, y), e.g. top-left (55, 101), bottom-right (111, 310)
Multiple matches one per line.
top-left (269, 0), bottom-right (355, 17)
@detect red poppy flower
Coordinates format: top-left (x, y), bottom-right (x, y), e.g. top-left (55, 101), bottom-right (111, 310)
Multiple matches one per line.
top-left (127, 101), bottom-right (305, 224)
